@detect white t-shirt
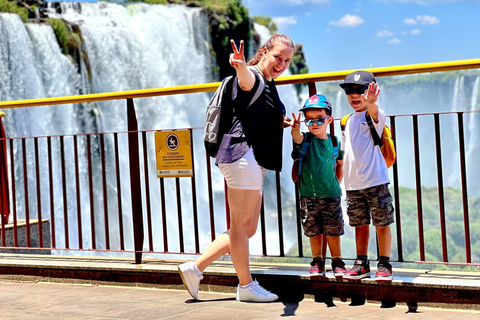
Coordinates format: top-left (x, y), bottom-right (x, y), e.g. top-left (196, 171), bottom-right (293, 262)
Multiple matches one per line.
top-left (342, 109), bottom-right (390, 191)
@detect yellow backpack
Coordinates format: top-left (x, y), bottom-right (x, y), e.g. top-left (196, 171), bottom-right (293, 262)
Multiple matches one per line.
top-left (341, 113), bottom-right (396, 168)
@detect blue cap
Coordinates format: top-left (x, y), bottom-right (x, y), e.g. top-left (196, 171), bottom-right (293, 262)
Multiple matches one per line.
top-left (299, 94), bottom-right (332, 114)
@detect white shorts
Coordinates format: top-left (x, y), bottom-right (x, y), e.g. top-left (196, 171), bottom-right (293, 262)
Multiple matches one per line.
top-left (218, 148), bottom-right (267, 193)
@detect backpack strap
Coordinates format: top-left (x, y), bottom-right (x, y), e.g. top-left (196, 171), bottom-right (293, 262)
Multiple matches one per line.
top-left (328, 134), bottom-right (339, 160)
top-left (298, 132), bottom-right (313, 176)
top-left (248, 66), bottom-right (265, 106)
top-left (365, 112), bottom-right (383, 147)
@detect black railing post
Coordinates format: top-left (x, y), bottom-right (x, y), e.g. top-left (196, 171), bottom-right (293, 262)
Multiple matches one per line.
top-left (127, 98), bottom-right (144, 264)
top-left (275, 171), bottom-right (284, 257)
top-left (457, 113), bottom-right (471, 263)
top-left (412, 115), bottom-right (425, 261)
top-left (434, 114), bottom-right (448, 262)
top-left (390, 116), bottom-right (403, 262)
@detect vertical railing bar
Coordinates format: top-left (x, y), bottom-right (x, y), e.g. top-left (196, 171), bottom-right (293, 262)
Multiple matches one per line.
top-left (260, 196), bottom-right (267, 256)
top-left (60, 136), bottom-right (69, 249)
top-left (412, 115), bottom-right (425, 261)
top-left (189, 130), bottom-right (200, 254)
top-left (47, 137), bottom-right (55, 249)
top-left (0, 168), bottom-right (4, 247)
top-left (9, 140), bottom-right (19, 247)
top-left (160, 178), bottom-right (168, 252)
top-left (275, 171), bottom-right (284, 257)
top-left (390, 116), bottom-right (403, 262)
top-left (74, 135), bottom-right (83, 250)
top-left (114, 133), bottom-right (125, 251)
top-left (141, 131), bottom-right (153, 252)
top-left (294, 181), bottom-right (303, 258)
top-left (22, 139), bottom-right (31, 247)
top-left (0, 137), bottom-right (5, 246)
top-left (100, 134), bottom-right (110, 250)
top-left (0, 125), bottom-right (9, 246)
top-left (126, 98), bottom-right (144, 264)
top-left (87, 135), bottom-right (96, 250)
top-left (434, 114), bottom-right (448, 262)
top-left (457, 113), bottom-right (471, 263)
top-left (206, 153), bottom-right (216, 242)
top-left (34, 138), bottom-right (43, 248)
top-left (176, 177), bottom-right (184, 253)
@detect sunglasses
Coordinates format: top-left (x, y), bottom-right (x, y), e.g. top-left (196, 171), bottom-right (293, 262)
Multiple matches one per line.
top-left (304, 116), bottom-right (331, 127)
top-left (343, 86), bottom-right (367, 95)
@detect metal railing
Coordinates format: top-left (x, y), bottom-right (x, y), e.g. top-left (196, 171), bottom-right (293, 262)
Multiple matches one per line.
top-left (0, 58), bottom-right (479, 266)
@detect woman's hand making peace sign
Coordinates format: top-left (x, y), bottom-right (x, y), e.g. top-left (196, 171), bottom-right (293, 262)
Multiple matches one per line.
top-left (229, 39), bottom-right (246, 71)
top-left (229, 39), bottom-right (255, 91)
top-left (290, 112), bottom-right (304, 144)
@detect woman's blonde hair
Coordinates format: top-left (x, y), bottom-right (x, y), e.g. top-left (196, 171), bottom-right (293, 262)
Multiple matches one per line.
top-left (247, 34), bottom-right (294, 66)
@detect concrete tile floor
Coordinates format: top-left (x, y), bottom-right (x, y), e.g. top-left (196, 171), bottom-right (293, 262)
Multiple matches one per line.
top-left (0, 280), bottom-right (479, 320)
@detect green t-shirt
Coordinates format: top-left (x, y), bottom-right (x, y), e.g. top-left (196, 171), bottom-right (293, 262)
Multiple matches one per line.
top-left (299, 135), bottom-right (343, 198)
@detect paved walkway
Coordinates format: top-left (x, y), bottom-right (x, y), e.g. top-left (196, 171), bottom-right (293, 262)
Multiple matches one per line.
top-left (1, 279), bottom-right (480, 320)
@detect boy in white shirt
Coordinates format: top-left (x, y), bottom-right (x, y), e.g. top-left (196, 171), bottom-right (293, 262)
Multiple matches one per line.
top-left (339, 71), bottom-right (394, 282)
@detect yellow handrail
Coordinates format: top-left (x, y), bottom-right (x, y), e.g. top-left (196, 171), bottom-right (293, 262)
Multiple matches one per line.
top-left (1, 58), bottom-right (479, 109)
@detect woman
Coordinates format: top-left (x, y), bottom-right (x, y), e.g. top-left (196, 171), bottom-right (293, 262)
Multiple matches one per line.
top-left (179, 34), bottom-right (295, 302)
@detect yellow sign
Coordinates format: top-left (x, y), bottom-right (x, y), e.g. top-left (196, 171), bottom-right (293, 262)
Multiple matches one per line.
top-left (155, 130), bottom-right (193, 178)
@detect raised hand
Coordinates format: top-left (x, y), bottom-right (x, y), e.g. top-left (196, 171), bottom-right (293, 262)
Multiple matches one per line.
top-left (290, 112), bottom-right (302, 131)
top-left (229, 39), bottom-right (246, 70)
top-left (361, 82), bottom-right (381, 106)
top-left (290, 112), bottom-right (304, 143)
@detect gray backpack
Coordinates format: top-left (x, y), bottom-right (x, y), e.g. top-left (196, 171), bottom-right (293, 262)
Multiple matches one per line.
top-left (204, 66), bottom-right (265, 157)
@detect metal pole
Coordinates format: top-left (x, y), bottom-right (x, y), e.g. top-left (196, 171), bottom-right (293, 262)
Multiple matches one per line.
top-left (127, 98), bottom-right (144, 264)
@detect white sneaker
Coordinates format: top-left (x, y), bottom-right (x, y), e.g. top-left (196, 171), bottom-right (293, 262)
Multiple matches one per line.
top-left (178, 261), bottom-right (203, 300)
top-left (236, 280), bottom-right (278, 302)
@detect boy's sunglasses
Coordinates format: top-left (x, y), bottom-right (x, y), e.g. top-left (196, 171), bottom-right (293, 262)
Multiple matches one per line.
top-left (343, 86), bottom-right (367, 95)
top-left (304, 116), bottom-right (331, 127)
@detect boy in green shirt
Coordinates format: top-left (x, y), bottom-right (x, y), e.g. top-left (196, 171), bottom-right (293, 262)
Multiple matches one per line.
top-left (290, 94), bottom-right (346, 277)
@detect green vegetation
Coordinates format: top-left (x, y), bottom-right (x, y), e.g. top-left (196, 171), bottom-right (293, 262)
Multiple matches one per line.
top-left (144, 0), bottom-right (169, 4)
top-left (0, 0), bottom-right (29, 22)
top-left (252, 15), bottom-right (277, 34)
top-left (290, 44), bottom-right (309, 94)
top-left (393, 186), bottom-right (480, 266)
top-left (47, 18), bottom-right (82, 58)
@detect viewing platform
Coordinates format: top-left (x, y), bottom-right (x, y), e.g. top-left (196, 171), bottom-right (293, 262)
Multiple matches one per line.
top-left (0, 253), bottom-right (479, 313)
top-left (0, 59), bottom-right (479, 318)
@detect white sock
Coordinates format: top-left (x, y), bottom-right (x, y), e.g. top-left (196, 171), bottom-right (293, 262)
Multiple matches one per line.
top-left (240, 281), bottom-right (254, 289)
top-left (193, 264), bottom-right (202, 277)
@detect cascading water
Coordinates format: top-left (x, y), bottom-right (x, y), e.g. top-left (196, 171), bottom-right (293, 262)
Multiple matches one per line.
top-left (466, 76), bottom-right (480, 193)
top-left (0, 4), bottom-right (217, 255)
top-left (449, 76), bottom-right (466, 187)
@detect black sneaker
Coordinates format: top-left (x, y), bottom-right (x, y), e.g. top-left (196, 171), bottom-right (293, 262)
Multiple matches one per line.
top-left (375, 261), bottom-right (393, 282)
top-left (331, 259), bottom-right (347, 278)
top-left (344, 259), bottom-right (371, 280)
top-left (309, 259), bottom-right (326, 277)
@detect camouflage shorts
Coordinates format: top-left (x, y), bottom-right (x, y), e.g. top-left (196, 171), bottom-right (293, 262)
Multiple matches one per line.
top-left (299, 197), bottom-right (344, 237)
top-left (346, 183), bottom-right (394, 227)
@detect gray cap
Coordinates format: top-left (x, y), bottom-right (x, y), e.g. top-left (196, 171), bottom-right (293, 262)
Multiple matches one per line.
top-left (340, 70), bottom-right (376, 88)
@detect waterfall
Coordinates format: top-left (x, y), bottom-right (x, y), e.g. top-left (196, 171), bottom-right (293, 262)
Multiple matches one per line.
top-left (449, 75), bottom-right (479, 193)
top-left (449, 76), bottom-right (466, 187)
top-left (467, 76), bottom-right (479, 162)
top-left (53, 3), bottom-right (215, 254)
top-left (0, 4), bottom-right (216, 255)
top-left (466, 76), bottom-right (480, 194)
